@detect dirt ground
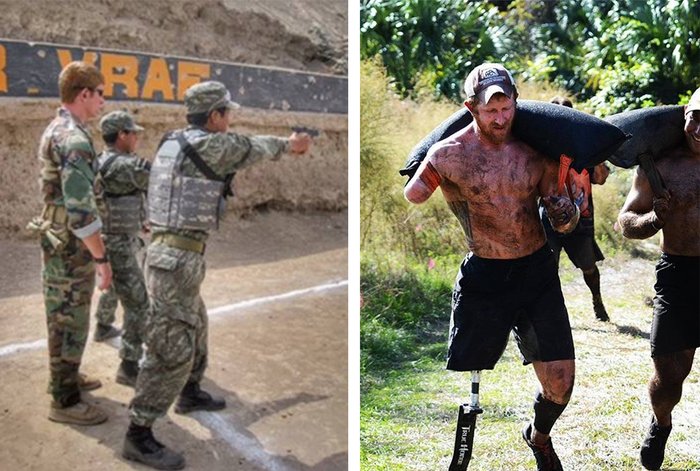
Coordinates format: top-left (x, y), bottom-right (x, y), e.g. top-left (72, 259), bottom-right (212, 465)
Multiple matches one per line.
top-left (0, 209), bottom-right (348, 470)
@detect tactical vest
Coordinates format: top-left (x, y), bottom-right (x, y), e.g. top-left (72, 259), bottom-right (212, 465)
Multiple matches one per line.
top-left (96, 153), bottom-right (144, 234)
top-left (148, 130), bottom-right (224, 231)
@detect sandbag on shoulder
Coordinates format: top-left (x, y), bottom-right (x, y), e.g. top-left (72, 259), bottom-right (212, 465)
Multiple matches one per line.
top-left (398, 107), bottom-right (473, 179)
top-left (400, 100), bottom-right (629, 179)
top-left (604, 106), bottom-right (685, 169)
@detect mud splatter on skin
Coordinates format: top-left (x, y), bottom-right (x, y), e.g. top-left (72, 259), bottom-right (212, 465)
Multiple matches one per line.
top-left (427, 124), bottom-right (571, 258)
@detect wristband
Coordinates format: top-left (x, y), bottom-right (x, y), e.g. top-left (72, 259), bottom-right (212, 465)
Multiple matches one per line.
top-left (651, 218), bottom-right (663, 232)
top-left (93, 255), bottom-right (109, 264)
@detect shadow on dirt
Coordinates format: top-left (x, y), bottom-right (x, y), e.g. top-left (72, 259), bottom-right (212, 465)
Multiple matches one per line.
top-left (615, 324), bottom-right (650, 340)
top-left (68, 377), bottom-right (345, 470)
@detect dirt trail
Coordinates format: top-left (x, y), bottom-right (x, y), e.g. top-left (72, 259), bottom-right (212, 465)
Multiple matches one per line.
top-left (0, 210), bottom-right (348, 470)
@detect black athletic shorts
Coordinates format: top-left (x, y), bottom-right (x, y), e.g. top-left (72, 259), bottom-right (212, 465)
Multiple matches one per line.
top-left (546, 232), bottom-right (604, 271)
top-left (650, 254), bottom-right (700, 357)
top-left (447, 244), bottom-right (575, 371)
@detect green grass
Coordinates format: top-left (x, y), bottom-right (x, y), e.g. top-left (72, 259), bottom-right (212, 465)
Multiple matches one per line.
top-left (360, 256), bottom-right (700, 470)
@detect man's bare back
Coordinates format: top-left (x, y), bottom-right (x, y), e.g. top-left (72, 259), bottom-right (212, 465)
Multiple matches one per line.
top-left (428, 126), bottom-right (557, 258)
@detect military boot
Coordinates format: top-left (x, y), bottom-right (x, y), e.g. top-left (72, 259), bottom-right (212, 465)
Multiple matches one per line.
top-left (116, 360), bottom-right (140, 387)
top-left (94, 323), bottom-right (121, 342)
top-left (175, 381), bottom-right (226, 414)
top-left (122, 423), bottom-right (185, 470)
top-left (49, 400), bottom-right (108, 426)
top-left (78, 372), bottom-right (103, 391)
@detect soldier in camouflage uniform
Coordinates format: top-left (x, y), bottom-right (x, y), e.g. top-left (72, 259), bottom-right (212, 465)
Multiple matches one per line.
top-left (122, 81), bottom-right (312, 470)
top-left (33, 61), bottom-right (112, 425)
top-left (93, 110), bottom-right (151, 386)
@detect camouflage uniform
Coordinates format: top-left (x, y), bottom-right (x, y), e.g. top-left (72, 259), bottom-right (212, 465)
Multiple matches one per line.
top-left (94, 110), bottom-right (151, 363)
top-left (94, 237), bottom-right (146, 327)
top-left (36, 108), bottom-right (102, 407)
top-left (130, 81), bottom-right (290, 426)
top-left (95, 285), bottom-right (118, 326)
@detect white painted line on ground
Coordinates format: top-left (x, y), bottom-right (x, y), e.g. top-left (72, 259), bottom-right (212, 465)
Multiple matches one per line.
top-left (208, 279), bottom-right (348, 317)
top-left (0, 279), bottom-right (348, 359)
top-left (0, 338), bottom-right (45, 357)
top-left (197, 412), bottom-right (297, 471)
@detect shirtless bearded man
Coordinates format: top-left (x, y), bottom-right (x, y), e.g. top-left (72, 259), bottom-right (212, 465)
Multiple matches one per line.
top-left (405, 63), bottom-right (580, 471)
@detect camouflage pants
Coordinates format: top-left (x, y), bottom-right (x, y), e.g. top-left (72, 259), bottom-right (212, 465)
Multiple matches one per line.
top-left (95, 235), bottom-right (146, 326)
top-left (94, 285), bottom-right (118, 326)
top-left (41, 233), bottom-right (95, 406)
top-left (130, 244), bottom-right (208, 427)
top-left (95, 234), bottom-right (148, 361)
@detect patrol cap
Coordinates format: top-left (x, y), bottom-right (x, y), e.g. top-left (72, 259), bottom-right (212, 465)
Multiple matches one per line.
top-left (464, 63), bottom-right (517, 104)
top-left (686, 87), bottom-right (700, 114)
top-left (99, 110), bottom-right (144, 136)
top-left (184, 81), bottom-right (240, 115)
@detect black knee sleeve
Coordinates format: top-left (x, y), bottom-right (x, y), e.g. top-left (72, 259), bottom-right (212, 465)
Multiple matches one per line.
top-left (533, 392), bottom-right (567, 435)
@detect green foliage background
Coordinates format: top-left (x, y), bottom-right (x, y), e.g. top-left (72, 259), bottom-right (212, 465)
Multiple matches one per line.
top-left (361, 0), bottom-right (700, 114)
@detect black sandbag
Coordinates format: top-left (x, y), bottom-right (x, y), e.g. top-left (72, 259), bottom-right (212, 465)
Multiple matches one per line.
top-left (399, 107), bottom-right (474, 179)
top-left (604, 106), bottom-right (685, 169)
top-left (399, 100), bottom-right (629, 179)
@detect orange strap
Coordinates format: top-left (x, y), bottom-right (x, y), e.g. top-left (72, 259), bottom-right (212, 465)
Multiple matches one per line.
top-left (581, 168), bottom-right (591, 201)
top-left (420, 161), bottom-right (443, 192)
top-left (557, 154), bottom-right (574, 195)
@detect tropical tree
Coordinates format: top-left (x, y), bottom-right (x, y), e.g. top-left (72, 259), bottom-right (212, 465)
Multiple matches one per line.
top-left (518, 0), bottom-right (700, 113)
top-left (361, 0), bottom-right (506, 101)
top-left (361, 0), bottom-right (700, 111)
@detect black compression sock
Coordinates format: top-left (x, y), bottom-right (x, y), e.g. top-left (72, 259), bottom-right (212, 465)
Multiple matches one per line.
top-left (533, 392), bottom-right (567, 435)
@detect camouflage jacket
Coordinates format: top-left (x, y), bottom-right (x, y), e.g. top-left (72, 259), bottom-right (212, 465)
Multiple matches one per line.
top-left (151, 125), bottom-right (289, 242)
top-left (38, 107), bottom-right (101, 238)
top-left (95, 147), bottom-right (151, 196)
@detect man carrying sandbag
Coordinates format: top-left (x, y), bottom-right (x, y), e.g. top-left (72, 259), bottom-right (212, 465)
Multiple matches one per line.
top-left (618, 88), bottom-right (700, 471)
top-left (541, 97), bottom-right (611, 322)
top-left (405, 63), bottom-right (579, 471)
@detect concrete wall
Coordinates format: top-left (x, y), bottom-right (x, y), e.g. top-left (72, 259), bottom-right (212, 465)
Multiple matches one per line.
top-left (0, 99), bottom-right (347, 238)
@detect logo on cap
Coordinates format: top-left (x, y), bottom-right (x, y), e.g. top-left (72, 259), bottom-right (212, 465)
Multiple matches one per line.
top-left (482, 68), bottom-right (499, 79)
top-left (464, 63), bottom-right (517, 104)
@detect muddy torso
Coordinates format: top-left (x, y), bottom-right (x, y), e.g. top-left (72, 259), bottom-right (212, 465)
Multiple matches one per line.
top-left (431, 129), bottom-right (553, 258)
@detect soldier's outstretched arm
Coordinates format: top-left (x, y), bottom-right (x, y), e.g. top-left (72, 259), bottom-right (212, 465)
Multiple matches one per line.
top-left (222, 131), bottom-right (310, 171)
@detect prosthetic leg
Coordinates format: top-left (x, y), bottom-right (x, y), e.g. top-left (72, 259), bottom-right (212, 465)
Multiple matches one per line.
top-left (449, 371), bottom-right (483, 470)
